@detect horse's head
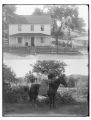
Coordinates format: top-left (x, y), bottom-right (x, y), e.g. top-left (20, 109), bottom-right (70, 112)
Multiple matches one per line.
top-left (57, 74), bottom-right (68, 87)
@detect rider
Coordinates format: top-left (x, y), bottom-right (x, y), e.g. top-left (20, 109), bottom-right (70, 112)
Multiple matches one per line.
top-left (48, 70), bottom-right (56, 83)
top-left (38, 69), bottom-right (49, 96)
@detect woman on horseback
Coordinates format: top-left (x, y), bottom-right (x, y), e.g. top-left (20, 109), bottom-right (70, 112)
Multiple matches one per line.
top-left (38, 70), bottom-right (49, 96)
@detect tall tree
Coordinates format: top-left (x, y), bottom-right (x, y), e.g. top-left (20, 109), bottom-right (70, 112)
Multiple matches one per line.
top-left (3, 64), bottom-right (16, 83)
top-left (32, 8), bottom-right (44, 15)
top-left (44, 5), bottom-right (86, 49)
top-left (33, 60), bottom-right (66, 77)
top-left (2, 5), bottom-right (16, 44)
top-left (2, 5), bottom-right (16, 27)
top-left (25, 71), bottom-right (36, 83)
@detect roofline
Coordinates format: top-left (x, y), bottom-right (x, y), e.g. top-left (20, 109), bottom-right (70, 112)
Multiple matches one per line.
top-left (10, 33), bottom-right (51, 37)
top-left (9, 23), bottom-right (51, 25)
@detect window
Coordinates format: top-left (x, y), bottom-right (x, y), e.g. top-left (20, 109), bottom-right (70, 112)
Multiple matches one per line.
top-left (41, 25), bottom-right (44, 31)
top-left (18, 37), bottom-right (22, 44)
top-left (18, 24), bottom-right (22, 31)
top-left (41, 37), bottom-right (44, 43)
top-left (31, 25), bottom-right (34, 31)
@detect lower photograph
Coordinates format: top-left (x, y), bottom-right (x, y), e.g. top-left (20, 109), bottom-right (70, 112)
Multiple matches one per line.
top-left (3, 59), bottom-right (89, 117)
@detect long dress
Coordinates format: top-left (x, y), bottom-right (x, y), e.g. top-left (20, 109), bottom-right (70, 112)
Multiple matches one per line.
top-left (38, 74), bottom-right (49, 96)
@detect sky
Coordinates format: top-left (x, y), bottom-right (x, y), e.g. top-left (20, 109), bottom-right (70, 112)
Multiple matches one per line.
top-left (3, 59), bottom-right (88, 78)
top-left (15, 5), bottom-right (88, 30)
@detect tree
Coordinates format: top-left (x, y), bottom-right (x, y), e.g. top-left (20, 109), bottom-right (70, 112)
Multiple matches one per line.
top-left (33, 60), bottom-right (67, 76)
top-left (43, 5), bottom-right (86, 49)
top-left (2, 5), bottom-right (16, 43)
top-left (32, 8), bottom-right (44, 15)
top-left (2, 4), bottom-right (16, 23)
top-left (3, 64), bottom-right (16, 83)
top-left (25, 71), bottom-right (36, 83)
top-left (68, 77), bottom-right (76, 87)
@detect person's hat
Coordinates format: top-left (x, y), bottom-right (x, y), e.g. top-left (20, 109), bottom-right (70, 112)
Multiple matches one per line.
top-left (42, 69), bottom-right (47, 72)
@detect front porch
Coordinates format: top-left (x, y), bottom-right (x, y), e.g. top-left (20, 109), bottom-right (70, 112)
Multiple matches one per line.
top-left (9, 33), bottom-right (51, 47)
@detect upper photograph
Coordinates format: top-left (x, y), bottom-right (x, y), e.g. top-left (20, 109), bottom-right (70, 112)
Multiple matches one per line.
top-left (2, 4), bottom-right (88, 60)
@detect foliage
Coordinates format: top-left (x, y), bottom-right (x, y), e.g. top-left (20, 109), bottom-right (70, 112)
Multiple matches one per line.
top-left (68, 77), bottom-right (76, 87)
top-left (25, 71), bottom-right (36, 83)
top-left (2, 5), bottom-right (16, 39)
top-left (3, 83), bottom-right (17, 103)
top-left (33, 60), bottom-right (66, 76)
top-left (56, 92), bottom-right (76, 104)
top-left (2, 5), bottom-right (16, 25)
top-left (3, 64), bottom-right (16, 83)
top-left (44, 5), bottom-right (86, 31)
top-left (3, 84), bottom-right (28, 103)
top-left (32, 8), bottom-right (44, 15)
top-left (43, 5), bottom-right (86, 49)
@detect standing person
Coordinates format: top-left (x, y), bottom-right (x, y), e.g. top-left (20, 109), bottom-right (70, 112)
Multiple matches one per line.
top-left (48, 71), bottom-right (56, 83)
top-left (38, 70), bottom-right (49, 96)
top-left (36, 73), bottom-right (41, 84)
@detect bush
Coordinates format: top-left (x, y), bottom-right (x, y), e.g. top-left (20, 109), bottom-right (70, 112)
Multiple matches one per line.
top-left (3, 82), bottom-right (17, 103)
top-left (68, 77), bottom-right (76, 87)
top-left (3, 84), bottom-right (29, 103)
top-left (56, 92), bottom-right (76, 105)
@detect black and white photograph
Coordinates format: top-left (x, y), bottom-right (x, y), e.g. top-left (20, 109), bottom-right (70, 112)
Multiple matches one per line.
top-left (2, 4), bottom-right (89, 117)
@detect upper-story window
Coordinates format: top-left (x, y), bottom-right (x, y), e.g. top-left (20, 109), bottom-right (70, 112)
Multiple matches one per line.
top-left (18, 24), bottom-right (22, 31)
top-left (41, 25), bottom-right (44, 31)
top-left (31, 25), bottom-right (34, 31)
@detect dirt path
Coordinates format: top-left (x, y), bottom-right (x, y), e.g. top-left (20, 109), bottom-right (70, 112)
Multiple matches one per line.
top-left (3, 52), bottom-right (88, 60)
top-left (3, 103), bottom-right (88, 117)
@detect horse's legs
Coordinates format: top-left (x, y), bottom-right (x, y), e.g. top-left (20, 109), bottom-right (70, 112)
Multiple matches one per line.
top-left (49, 96), bottom-right (52, 109)
top-left (33, 95), bottom-right (38, 108)
top-left (53, 95), bottom-right (56, 108)
top-left (29, 96), bottom-right (32, 102)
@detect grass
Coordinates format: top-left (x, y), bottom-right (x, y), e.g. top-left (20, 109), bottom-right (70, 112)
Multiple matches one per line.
top-left (3, 102), bottom-right (88, 117)
top-left (3, 86), bottom-right (88, 116)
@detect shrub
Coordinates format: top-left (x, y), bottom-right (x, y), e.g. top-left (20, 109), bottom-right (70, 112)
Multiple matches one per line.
top-left (3, 84), bottom-right (29, 103)
top-left (3, 82), bottom-right (17, 103)
top-left (68, 77), bottom-right (76, 87)
top-left (56, 92), bottom-right (76, 105)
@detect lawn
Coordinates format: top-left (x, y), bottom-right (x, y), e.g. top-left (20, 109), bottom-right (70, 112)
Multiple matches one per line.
top-left (3, 102), bottom-right (88, 117)
top-left (3, 87), bottom-right (88, 117)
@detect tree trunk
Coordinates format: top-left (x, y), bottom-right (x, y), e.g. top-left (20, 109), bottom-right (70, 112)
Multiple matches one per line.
top-left (56, 36), bottom-right (58, 54)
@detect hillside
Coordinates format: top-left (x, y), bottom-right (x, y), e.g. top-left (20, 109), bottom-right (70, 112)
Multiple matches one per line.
top-left (67, 74), bottom-right (88, 87)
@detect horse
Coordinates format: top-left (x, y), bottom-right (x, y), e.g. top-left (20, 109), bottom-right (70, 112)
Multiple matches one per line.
top-left (24, 83), bottom-right (40, 105)
top-left (25, 74), bottom-right (67, 108)
top-left (47, 74), bottom-right (67, 109)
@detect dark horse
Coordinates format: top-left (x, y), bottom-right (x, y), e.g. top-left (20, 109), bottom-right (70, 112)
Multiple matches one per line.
top-left (47, 74), bottom-right (67, 108)
top-left (25, 74), bottom-right (67, 108)
top-left (24, 83), bottom-right (40, 104)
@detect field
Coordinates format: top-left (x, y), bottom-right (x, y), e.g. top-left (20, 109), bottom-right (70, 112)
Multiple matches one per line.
top-left (3, 101), bottom-right (88, 117)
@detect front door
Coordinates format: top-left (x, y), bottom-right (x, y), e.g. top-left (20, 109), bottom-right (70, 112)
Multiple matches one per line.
top-left (31, 37), bottom-right (35, 47)
top-left (25, 42), bottom-right (28, 47)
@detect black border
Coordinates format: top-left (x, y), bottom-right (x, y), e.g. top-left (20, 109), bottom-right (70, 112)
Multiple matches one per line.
top-left (2, 4), bottom-right (90, 117)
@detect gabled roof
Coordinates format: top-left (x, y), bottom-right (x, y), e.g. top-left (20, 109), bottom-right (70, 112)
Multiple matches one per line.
top-left (22, 15), bottom-right (52, 24)
top-left (7, 14), bottom-right (28, 24)
top-left (9, 15), bottom-right (52, 24)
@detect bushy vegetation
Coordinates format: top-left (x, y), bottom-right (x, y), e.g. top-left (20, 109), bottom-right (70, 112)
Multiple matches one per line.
top-left (3, 84), bottom-right (28, 103)
top-left (56, 92), bottom-right (76, 104)
top-left (67, 77), bottom-right (76, 87)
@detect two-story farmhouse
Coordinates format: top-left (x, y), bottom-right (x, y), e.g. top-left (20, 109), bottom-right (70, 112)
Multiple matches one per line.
top-left (9, 15), bottom-right (52, 47)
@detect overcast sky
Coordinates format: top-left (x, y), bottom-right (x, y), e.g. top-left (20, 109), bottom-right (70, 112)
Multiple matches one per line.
top-left (15, 5), bottom-right (88, 30)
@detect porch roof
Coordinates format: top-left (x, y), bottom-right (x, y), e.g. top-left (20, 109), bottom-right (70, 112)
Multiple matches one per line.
top-left (10, 33), bottom-right (50, 37)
